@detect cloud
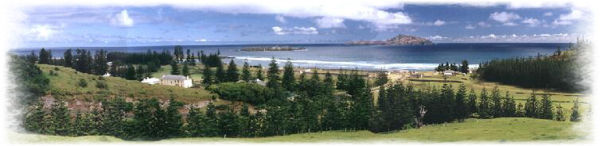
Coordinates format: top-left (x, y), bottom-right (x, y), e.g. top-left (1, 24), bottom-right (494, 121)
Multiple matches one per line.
top-left (275, 15), bottom-right (286, 23)
top-left (553, 9), bottom-right (584, 25)
top-left (489, 11), bottom-right (521, 26)
top-left (195, 38), bottom-right (207, 42)
top-left (27, 24), bottom-right (59, 41)
top-left (464, 24), bottom-right (475, 29)
top-left (272, 26), bottom-right (318, 35)
top-left (481, 34), bottom-right (497, 39)
top-left (315, 17), bottom-right (345, 28)
top-left (427, 35), bottom-right (448, 40)
top-left (543, 12), bottom-right (553, 16)
top-left (521, 18), bottom-right (540, 27)
top-left (110, 10), bottom-right (134, 27)
top-left (447, 33), bottom-right (578, 43)
top-left (433, 20), bottom-right (445, 26)
top-left (477, 21), bottom-right (491, 27)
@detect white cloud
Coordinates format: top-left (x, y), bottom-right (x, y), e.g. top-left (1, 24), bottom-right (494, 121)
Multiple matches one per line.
top-left (315, 17), bottom-right (345, 28)
top-left (427, 35), bottom-right (448, 40)
top-left (481, 34), bottom-right (497, 39)
top-left (464, 24), bottom-right (475, 29)
top-left (552, 9), bottom-right (584, 25)
top-left (521, 18), bottom-right (540, 27)
top-left (195, 38), bottom-right (207, 42)
top-left (477, 21), bottom-right (491, 27)
top-left (433, 19), bottom-right (445, 26)
top-left (543, 12), bottom-right (553, 16)
top-left (489, 11), bottom-right (521, 26)
top-left (272, 26), bottom-right (318, 35)
top-left (275, 15), bottom-right (286, 23)
top-left (27, 24), bottom-right (59, 41)
top-left (110, 10), bottom-right (134, 27)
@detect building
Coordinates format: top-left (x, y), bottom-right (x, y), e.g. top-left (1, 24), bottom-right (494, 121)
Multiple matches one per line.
top-left (160, 75), bottom-right (193, 88)
top-left (443, 70), bottom-right (456, 76)
top-left (141, 77), bottom-right (160, 85)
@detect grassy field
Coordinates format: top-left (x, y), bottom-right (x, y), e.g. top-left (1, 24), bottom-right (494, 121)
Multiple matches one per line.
top-left (11, 118), bottom-right (585, 143)
top-left (39, 64), bottom-right (215, 103)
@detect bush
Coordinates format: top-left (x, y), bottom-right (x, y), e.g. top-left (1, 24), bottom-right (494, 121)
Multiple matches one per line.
top-left (78, 79), bottom-right (88, 87)
top-left (208, 82), bottom-right (271, 105)
top-left (96, 81), bottom-right (108, 89)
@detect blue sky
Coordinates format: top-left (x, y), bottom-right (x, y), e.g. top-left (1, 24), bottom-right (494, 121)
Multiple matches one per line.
top-left (19, 1), bottom-right (590, 47)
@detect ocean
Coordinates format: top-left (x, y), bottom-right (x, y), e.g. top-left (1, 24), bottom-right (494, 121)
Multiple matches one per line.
top-left (12, 43), bottom-right (570, 71)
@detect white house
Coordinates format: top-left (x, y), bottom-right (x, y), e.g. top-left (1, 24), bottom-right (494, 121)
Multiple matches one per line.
top-left (141, 77), bottom-right (160, 85)
top-left (160, 75), bottom-right (193, 88)
top-left (443, 70), bottom-right (456, 76)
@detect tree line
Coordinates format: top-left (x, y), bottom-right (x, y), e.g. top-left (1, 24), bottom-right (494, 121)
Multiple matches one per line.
top-left (476, 45), bottom-right (583, 92)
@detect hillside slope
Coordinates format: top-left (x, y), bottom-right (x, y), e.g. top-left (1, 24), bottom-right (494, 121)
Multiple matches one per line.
top-left (38, 64), bottom-right (215, 103)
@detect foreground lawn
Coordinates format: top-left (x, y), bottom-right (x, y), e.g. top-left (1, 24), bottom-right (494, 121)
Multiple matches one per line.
top-left (14, 118), bottom-right (582, 143)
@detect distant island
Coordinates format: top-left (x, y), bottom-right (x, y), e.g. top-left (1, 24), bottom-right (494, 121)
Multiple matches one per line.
top-left (241, 46), bottom-right (306, 51)
top-left (347, 34), bottom-right (433, 46)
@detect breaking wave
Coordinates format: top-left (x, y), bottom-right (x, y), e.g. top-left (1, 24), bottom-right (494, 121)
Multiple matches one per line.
top-left (232, 56), bottom-right (479, 71)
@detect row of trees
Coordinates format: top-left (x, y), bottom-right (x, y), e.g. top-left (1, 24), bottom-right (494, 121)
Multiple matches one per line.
top-left (476, 47), bottom-right (582, 92)
top-left (435, 60), bottom-right (469, 73)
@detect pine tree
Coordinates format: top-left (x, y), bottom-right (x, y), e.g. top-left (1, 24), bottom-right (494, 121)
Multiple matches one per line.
top-left (516, 103), bottom-right (525, 117)
top-left (540, 94), bottom-right (554, 119)
top-left (311, 69), bottom-right (319, 81)
top-left (455, 84), bottom-right (468, 122)
top-left (525, 91), bottom-right (539, 118)
top-left (186, 107), bottom-right (202, 137)
top-left (242, 61), bottom-right (251, 82)
top-left (218, 108), bottom-right (239, 137)
top-left (125, 64), bottom-right (136, 80)
top-left (570, 98), bottom-right (581, 122)
top-left (555, 104), bottom-right (566, 121)
top-left (266, 57), bottom-right (280, 88)
top-left (64, 49), bottom-right (73, 67)
top-left (225, 59), bottom-right (239, 82)
top-left (182, 62), bottom-right (190, 76)
top-left (281, 60), bottom-right (295, 91)
top-left (491, 86), bottom-right (502, 117)
top-left (165, 98), bottom-right (184, 138)
top-left (459, 60), bottom-right (469, 73)
top-left (171, 61), bottom-right (180, 75)
top-left (324, 71), bottom-right (334, 86)
top-left (256, 64), bottom-right (264, 80)
top-left (202, 65), bottom-right (213, 85)
top-left (478, 88), bottom-right (491, 118)
top-left (50, 101), bottom-right (71, 135)
top-left (93, 49), bottom-right (108, 75)
top-left (503, 91), bottom-right (517, 117)
top-left (203, 102), bottom-right (219, 136)
top-left (374, 71), bottom-right (388, 86)
top-left (467, 88), bottom-right (477, 116)
top-left (38, 48), bottom-right (50, 64)
top-left (215, 61), bottom-right (225, 83)
top-left (23, 102), bottom-right (46, 134)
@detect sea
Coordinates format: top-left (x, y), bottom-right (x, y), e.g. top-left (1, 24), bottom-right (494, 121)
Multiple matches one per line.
top-left (12, 43), bottom-right (570, 71)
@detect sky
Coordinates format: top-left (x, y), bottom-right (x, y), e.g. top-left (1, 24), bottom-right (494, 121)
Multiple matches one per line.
top-left (17, 1), bottom-right (592, 48)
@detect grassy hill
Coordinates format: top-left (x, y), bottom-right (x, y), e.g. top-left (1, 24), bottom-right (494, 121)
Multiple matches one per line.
top-left (38, 64), bottom-right (215, 103)
top-left (11, 118), bottom-right (584, 143)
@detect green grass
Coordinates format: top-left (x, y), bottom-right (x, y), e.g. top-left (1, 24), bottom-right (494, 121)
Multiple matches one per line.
top-left (12, 118), bottom-right (583, 143)
top-left (39, 64), bottom-right (215, 103)
top-left (151, 65), bottom-right (205, 83)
